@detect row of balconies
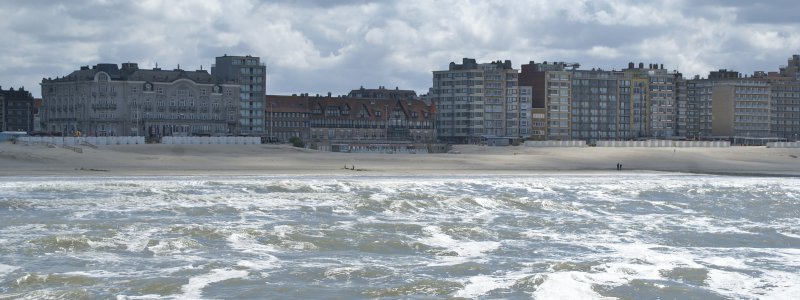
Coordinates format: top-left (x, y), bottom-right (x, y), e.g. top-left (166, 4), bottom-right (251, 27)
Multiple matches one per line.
top-left (91, 103), bottom-right (117, 110)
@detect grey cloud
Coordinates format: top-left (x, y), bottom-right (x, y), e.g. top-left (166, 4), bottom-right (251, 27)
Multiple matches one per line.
top-left (1, 0), bottom-right (800, 98)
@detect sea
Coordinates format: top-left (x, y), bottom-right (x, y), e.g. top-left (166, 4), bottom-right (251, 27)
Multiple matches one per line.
top-left (0, 174), bottom-right (799, 299)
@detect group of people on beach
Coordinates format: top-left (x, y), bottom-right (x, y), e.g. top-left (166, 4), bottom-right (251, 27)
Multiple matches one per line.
top-left (616, 163), bottom-right (623, 170)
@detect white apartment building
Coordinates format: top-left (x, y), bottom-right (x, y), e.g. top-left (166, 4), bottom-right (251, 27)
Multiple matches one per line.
top-left (432, 58), bottom-right (528, 144)
top-left (211, 55), bottom-right (267, 136)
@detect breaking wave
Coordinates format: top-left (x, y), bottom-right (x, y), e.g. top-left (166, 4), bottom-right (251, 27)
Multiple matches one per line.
top-left (1, 174), bottom-right (799, 299)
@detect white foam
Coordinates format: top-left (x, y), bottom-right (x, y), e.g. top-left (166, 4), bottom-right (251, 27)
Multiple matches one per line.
top-left (778, 231), bottom-right (800, 239)
top-left (270, 225), bottom-right (293, 238)
top-left (471, 197), bottom-right (499, 209)
top-left (323, 266), bottom-right (361, 280)
top-left (702, 256), bottom-right (749, 269)
top-left (453, 275), bottom-right (519, 298)
top-left (705, 269), bottom-right (757, 297)
top-left (0, 263), bottom-right (19, 278)
top-left (146, 237), bottom-right (202, 255)
top-left (120, 228), bottom-right (159, 253)
top-left (236, 259), bottom-right (278, 271)
top-left (227, 233), bottom-right (280, 271)
top-left (759, 271), bottom-right (800, 300)
top-left (227, 232), bottom-right (278, 255)
top-left (116, 294), bottom-right (163, 300)
top-left (419, 226), bottom-right (500, 265)
top-left (534, 272), bottom-right (614, 300)
top-left (180, 268), bottom-right (249, 299)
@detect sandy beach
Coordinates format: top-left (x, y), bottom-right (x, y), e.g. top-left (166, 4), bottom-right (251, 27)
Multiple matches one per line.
top-left (1, 141), bottom-right (799, 177)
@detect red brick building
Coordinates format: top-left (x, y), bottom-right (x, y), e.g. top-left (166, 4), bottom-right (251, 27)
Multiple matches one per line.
top-left (266, 92), bottom-right (437, 152)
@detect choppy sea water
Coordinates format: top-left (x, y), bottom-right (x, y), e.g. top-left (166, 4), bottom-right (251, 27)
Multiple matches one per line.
top-left (1, 174), bottom-right (799, 299)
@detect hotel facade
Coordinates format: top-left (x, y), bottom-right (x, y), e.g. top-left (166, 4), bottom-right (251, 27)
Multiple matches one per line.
top-left (266, 91), bottom-right (437, 151)
top-left (40, 63), bottom-right (240, 137)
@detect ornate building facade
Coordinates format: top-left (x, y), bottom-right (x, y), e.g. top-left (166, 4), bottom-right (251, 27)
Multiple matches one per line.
top-left (266, 91), bottom-right (437, 151)
top-left (41, 63), bottom-right (240, 137)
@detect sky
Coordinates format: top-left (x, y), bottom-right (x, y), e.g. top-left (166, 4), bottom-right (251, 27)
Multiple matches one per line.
top-left (2, 0), bottom-right (800, 98)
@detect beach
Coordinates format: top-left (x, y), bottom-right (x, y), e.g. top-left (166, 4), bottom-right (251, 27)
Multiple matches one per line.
top-left (1, 142), bottom-right (799, 176)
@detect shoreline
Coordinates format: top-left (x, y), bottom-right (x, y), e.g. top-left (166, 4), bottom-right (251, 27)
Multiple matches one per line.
top-left (2, 142), bottom-right (799, 178)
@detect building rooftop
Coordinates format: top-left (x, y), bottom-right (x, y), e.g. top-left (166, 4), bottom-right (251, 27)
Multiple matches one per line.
top-left (43, 63), bottom-right (232, 85)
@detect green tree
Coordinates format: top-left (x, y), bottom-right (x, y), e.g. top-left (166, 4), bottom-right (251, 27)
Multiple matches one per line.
top-left (289, 136), bottom-right (305, 148)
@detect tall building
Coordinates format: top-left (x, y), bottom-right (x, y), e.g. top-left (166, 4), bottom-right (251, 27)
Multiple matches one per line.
top-left (41, 63), bottom-right (240, 137)
top-left (432, 58), bottom-right (527, 144)
top-left (686, 70), bottom-right (773, 141)
top-left (623, 63), bottom-right (677, 138)
top-left (674, 75), bottom-right (689, 138)
top-left (520, 61), bottom-right (574, 140)
top-left (770, 80), bottom-right (800, 141)
top-left (0, 93), bottom-right (4, 131)
top-left (780, 54), bottom-right (800, 80)
top-left (1, 86), bottom-right (35, 132)
top-left (520, 61), bottom-right (680, 142)
top-left (712, 78), bottom-right (771, 139)
top-left (211, 55), bottom-right (267, 136)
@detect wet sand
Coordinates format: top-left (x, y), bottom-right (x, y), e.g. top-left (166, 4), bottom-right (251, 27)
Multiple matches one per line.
top-left (1, 142), bottom-right (799, 177)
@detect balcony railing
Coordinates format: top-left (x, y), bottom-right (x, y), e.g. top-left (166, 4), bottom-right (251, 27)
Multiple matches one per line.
top-left (91, 103), bottom-right (117, 110)
top-left (169, 106), bottom-right (197, 113)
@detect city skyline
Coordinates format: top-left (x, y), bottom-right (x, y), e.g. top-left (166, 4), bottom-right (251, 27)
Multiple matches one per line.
top-left (2, 0), bottom-right (800, 98)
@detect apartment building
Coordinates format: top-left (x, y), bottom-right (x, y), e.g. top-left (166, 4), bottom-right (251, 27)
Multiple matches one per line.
top-left (520, 61), bottom-right (572, 140)
top-left (711, 78), bottom-right (771, 139)
top-left (780, 54), bottom-right (800, 80)
top-left (0, 92), bottom-right (4, 131)
top-left (685, 69), bottom-right (774, 141)
top-left (771, 81), bottom-right (800, 141)
top-left (674, 75), bottom-right (689, 138)
top-left (519, 61), bottom-right (680, 142)
top-left (1, 86), bottom-right (35, 132)
top-left (432, 58), bottom-right (527, 144)
top-left (211, 55), bottom-right (267, 136)
top-left (41, 63), bottom-right (240, 137)
top-left (623, 63), bottom-right (677, 138)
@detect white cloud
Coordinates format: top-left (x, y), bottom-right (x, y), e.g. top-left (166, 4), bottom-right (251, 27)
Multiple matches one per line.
top-left (1, 0), bottom-right (799, 97)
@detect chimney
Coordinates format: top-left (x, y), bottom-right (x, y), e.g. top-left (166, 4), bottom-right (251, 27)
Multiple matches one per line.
top-left (639, 62), bottom-right (644, 69)
top-left (628, 62), bottom-right (634, 69)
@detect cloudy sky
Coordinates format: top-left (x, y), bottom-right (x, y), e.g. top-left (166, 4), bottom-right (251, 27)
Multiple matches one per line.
top-left (2, 0), bottom-right (800, 98)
